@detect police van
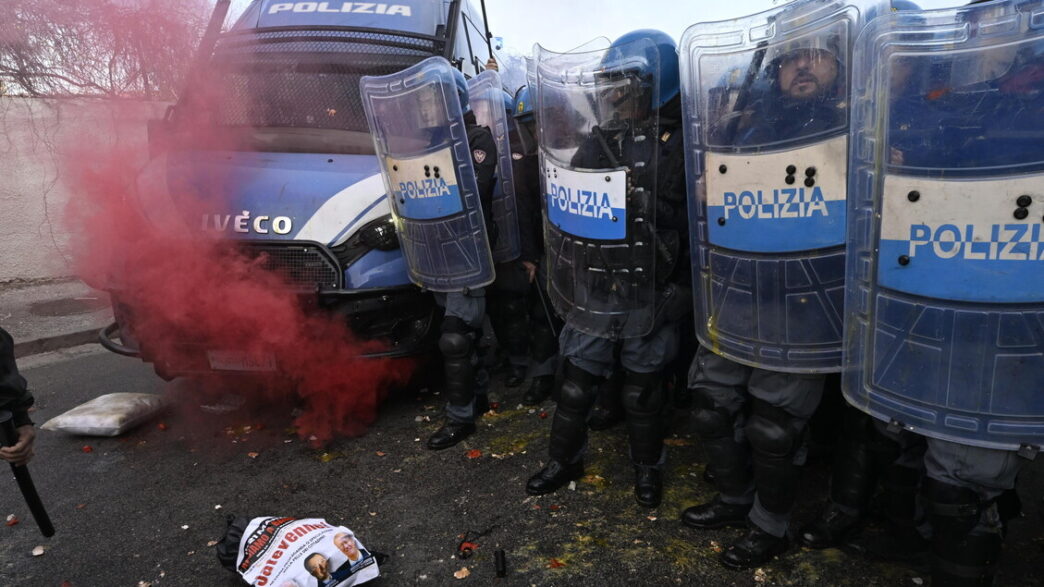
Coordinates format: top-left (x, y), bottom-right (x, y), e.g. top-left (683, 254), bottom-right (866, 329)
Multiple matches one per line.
top-left (100, 0), bottom-right (501, 377)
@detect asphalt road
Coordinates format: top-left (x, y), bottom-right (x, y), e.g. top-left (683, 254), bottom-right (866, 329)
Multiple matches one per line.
top-left (2, 346), bottom-right (1042, 586)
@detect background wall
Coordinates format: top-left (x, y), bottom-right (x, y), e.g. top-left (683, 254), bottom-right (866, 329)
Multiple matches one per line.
top-left (0, 97), bottom-right (166, 283)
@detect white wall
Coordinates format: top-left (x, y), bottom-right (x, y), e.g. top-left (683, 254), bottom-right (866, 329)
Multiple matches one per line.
top-left (0, 98), bottom-right (167, 283)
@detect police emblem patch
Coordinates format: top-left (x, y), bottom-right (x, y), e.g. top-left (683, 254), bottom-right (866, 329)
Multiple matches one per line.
top-left (473, 149), bottom-right (487, 164)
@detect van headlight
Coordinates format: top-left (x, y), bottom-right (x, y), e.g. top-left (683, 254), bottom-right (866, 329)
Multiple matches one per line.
top-left (359, 215), bottom-right (399, 251)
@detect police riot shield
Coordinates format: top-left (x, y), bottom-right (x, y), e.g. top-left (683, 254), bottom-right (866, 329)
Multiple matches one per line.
top-left (845, 0), bottom-right (1044, 450)
top-left (360, 56), bottom-right (494, 292)
top-left (468, 70), bottom-right (520, 262)
top-left (535, 39), bottom-right (660, 340)
top-left (681, 0), bottom-right (868, 372)
top-left (523, 38), bottom-right (609, 143)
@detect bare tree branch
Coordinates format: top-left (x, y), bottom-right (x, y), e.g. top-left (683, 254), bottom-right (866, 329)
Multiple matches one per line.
top-left (0, 0), bottom-right (210, 98)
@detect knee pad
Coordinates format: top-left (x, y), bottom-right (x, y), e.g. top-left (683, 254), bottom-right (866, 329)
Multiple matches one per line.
top-left (558, 362), bottom-right (599, 411)
top-left (692, 392), bottom-right (733, 439)
top-left (621, 370), bottom-right (664, 414)
top-left (746, 400), bottom-right (800, 459)
top-left (439, 331), bottom-right (473, 359)
top-left (922, 477), bottom-right (983, 536)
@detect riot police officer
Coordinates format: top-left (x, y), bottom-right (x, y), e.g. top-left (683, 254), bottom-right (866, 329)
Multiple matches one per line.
top-left (510, 85), bottom-right (562, 405)
top-left (678, 0), bottom-right (862, 568)
top-left (487, 90), bottom-right (531, 390)
top-left (525, 29), bottom-right (690, 508)
top-left (843, 2), bottom-right (1044, 582)
top-left (426, 69), bottom-right (500, 450)
top-left (467, 75), bottom-right (528, 393)
top-left (798, 1), bottom-right (931, 560)
top-left (360, 59), bottom-right (499, 450)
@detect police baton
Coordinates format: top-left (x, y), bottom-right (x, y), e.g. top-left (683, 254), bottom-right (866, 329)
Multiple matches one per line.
top-left (0, 410), bottom-right (54, 537)
top-left (479, 0), bottom-right (494, 57)
top-left (532, 269), bottom-right (560, 339)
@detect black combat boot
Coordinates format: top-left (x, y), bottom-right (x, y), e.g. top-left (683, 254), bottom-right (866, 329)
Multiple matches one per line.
top-left (526, 459), bottom-right (584, 495)
top-left (523, 375), bottom-right (554, 405)
top-left (682, 495), bottom-right (752, 529)
top-left (799, 407), bottom-right (878, 549)
top-left (924, 477), bottom-right (1002, 587)
top-left (428, 325), bottom-right (478, 451)
top-left (525, 362), bottom-right (599, 495)
top-left (684, 391), bottom-right (753, 528)
top-left (634, 466), bottom-right (663, 508)
top-left (742, 399), bottom-right (804, 564)
top-left (721, 525), bottom-right (789, 569)
top-left (622, 370), bottom-right (666, 508)
top-left (427, 422), bottom-right (477, 450)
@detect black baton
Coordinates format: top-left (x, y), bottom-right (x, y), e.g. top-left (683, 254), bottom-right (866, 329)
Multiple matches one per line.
top-left (532, 268), bottom-right (560, 339)
top-left (0, 410), bottom-right (54, 537)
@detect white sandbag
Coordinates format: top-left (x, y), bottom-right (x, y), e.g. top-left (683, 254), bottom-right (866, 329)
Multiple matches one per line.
top-left (41, 393), bottom-right (167, 436)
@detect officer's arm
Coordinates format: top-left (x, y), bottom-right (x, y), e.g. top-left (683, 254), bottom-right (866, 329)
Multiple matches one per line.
top-left (512, 158), bottom-right (541, 263)
top-left (0, 328), bottom-right (33, 429)
top-left (471, 129), bottom-right (498, 207)
top-left (653, 130), bottom-right (690, 231)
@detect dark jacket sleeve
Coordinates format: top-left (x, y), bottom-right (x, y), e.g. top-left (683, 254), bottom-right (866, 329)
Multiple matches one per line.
top-left (0, 327), bottom-right (34, 428)
top-left (655, 128), bottom-right (690, 232)
top-left (467, 124), bottom-right (499, 241)
top-left (467, 125), bottom-right (498, 211)
top-left (513, 154), bottom-right (542, 264)
top-left (654, 126), bottom-right (692, 288)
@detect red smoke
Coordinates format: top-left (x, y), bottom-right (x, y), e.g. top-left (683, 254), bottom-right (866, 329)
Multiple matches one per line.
top-left (63, 139), bottom-right (413, 444)
top-left (54, 1), bottom-right (414, 444)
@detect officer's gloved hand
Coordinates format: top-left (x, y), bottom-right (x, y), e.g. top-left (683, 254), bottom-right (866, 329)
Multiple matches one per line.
top-left (522, 261), bottom-right (538, 283)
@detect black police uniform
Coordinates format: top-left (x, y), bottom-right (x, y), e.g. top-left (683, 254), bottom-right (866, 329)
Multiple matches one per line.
top-left (427, 112), bottom-right (499, 450)
top-left (527, 97), bottom-right (691, 507)
top-left (486, 126), bottom-right (537, 390)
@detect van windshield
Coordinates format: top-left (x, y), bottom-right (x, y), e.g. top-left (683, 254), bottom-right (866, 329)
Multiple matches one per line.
top-left (181, 37), bottom-right (433, 155)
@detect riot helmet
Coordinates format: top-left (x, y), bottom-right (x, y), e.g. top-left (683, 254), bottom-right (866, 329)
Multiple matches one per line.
top-left (512, 85), bottom-right (537, 154)
top-left (594, 29), bottom-right (679, 123)
top-left (513, 85), bottom-right (534, 121)
top-left (602, 29), bottom-right (680, 109)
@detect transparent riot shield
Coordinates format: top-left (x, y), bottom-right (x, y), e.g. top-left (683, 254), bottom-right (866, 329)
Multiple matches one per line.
top-left (535, 38), bottom-right (659, 340)
top-left (681, 0), bottom-right (868, 372)
top-left (846, 0), bottom-right (1044, 450)
top-left (360, 56), bottom-right (494, 292)
top-left (469, 70), bottom-right (520, 262)
top-left (528, 37), bottom-right (611, 87)
top-left (524, 38), bottom-right (609, 145)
